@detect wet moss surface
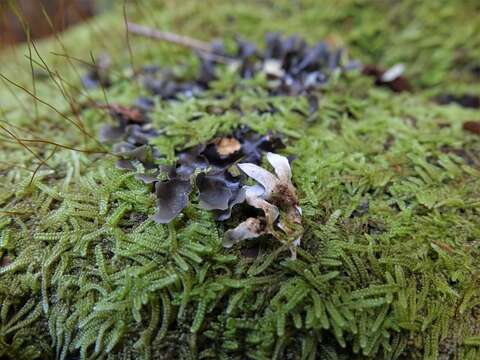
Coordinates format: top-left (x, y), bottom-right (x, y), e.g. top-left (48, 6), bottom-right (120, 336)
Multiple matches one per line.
top-left (1, 1), bottom-right (480, 359)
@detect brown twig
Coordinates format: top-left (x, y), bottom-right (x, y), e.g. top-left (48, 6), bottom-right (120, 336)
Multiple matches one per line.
top-left (126, 22), bottom-right (233, 63)
top-left (126, 22), bottom-right (212, 52)
top-left (10, 138), bottom-right (112, 154)
top-left (29, 144), bottom-right (58, 185)
top-left (123, 1), bottom-right (135, 70)
top-left (0, 123), bottom-right (52, 168)
top-left (0, 73), bottom-right (106, 150)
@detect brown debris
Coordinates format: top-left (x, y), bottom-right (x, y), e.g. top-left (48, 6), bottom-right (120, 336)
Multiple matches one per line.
top-left (463, 121), bottom-right (480, 135)
top-left (440, 146), bottom-right (477, 167)
top-left (362, 64), bottom-right (412, 92)
top-left (214, 137), bottom-right (242, 157)
top-left (436, 94), bottom-right (480, 109)
top-left (0, 0), bottom-right (95, 47)
top-left (1, 255), bottom-right (12, 267)
top-left (431, 240), bottom-right (454, 254)
top-left (98, 104), bottom-right (146, 123)
top-left (240, 246), bottom-right (261, 258)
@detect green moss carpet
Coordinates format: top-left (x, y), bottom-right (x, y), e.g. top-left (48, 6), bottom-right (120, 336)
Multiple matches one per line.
top-left (1, 1), bottom-right (480, 359)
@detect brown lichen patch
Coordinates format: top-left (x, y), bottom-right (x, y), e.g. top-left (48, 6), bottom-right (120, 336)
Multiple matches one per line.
top-left (245, 217), bottom-right (266, 234)
top-left (214, 137), bottom-right (241, 157)
top-left (270, 182), bottom-right (298, 208)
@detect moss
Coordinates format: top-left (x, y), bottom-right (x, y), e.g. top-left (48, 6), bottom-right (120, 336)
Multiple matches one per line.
top-left (1, 1), bottom-right (480, 359)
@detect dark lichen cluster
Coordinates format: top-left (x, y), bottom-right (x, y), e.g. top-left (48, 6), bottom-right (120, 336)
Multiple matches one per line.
top-left (100, 104), bottom-right (286, 225)
top-left (97, 33), bottom-right (350, 241)
top-left (152, 129), bottom-right (285, 223)
top-left (219, 33), bottom-right (357, 95)
top-left (129, 32), bottom-right (357, 100)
